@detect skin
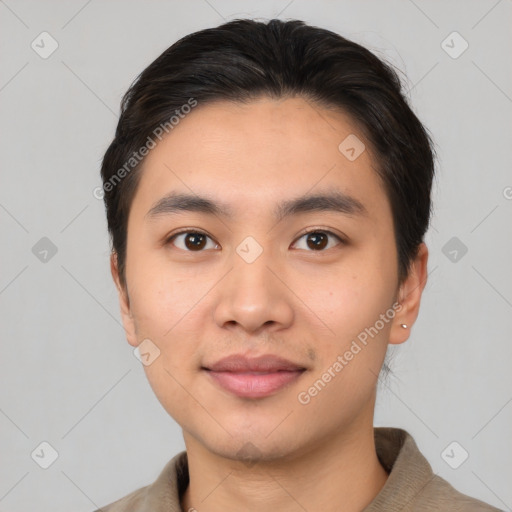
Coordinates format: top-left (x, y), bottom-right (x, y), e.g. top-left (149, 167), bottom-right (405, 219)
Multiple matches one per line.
top-left (111, 96), bottom-right (428, 512)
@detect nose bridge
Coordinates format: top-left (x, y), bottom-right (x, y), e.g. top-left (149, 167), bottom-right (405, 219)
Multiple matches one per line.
top-left (233, 244), bottom-right (273, 293)
top-left (231, 242), bottom-right (277, 307)
top-left (213, 240), bottom-right (294, 332)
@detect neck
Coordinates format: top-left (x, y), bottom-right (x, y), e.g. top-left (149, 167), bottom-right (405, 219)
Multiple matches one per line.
top-left (180, 418), bottom-right (388, 512)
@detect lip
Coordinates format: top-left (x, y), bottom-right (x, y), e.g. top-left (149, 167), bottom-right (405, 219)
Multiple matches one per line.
top-left (204, 369), bottom-right (305, 398)
top-left (202, 354), bottom-right (307, 399)
top-left (204, 354), bottom-right (306, 373)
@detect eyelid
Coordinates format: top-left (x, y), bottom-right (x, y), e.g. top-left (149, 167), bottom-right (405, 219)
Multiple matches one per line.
top-left (293, 226), bottom-right (347, 245)
top-left (290, 227), bottom-right (346, 251)
top-left (164, 227), bottom-right (347, 251)
top-left (164, 228), bottom-right (217, 248)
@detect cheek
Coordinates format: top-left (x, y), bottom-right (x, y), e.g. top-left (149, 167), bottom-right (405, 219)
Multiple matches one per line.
top-left (127, 249), bottom-right (196, 335)
top-left (310, 254), bottom-right (396, 351)
top-left (127, 267), bottom-right (208, 371)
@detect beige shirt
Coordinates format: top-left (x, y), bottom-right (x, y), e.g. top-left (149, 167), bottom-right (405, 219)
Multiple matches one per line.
top-left (93, 427), bottom-right (502, 511)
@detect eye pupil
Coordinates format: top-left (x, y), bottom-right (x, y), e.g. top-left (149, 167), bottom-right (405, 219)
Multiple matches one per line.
top-left (173, 230), bottom-right (338, 252)
top-left (307, 232), bottom-right (328, 250)
top-left (185, 233), bottom-right (207, 250)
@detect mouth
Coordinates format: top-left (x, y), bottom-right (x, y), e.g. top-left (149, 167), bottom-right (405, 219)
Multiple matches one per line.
top-left (202, 353), bottom-right (308, 399)
top-left (202, 368), bottom-right (306, 398)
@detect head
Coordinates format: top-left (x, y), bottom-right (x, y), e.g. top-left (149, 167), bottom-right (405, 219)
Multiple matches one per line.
top-left (101, 19), bottom-right (434, 461)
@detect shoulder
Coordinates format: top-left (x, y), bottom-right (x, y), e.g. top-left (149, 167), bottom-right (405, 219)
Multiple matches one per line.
top-left (90, 450), bottom-right (188, 512)
top-left (91, 485), bottom-right (148, 512)
top-left (414, 474), bottom-right (504, 511)
top-left (370, 427), bottom-right (503, 511)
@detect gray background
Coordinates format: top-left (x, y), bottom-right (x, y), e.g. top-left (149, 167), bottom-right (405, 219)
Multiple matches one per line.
top-left (1, 1), bottom-right (511, 511)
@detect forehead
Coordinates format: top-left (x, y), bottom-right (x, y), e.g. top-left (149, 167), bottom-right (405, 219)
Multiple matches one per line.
top-left (128, 96), bottom-right (390, 224)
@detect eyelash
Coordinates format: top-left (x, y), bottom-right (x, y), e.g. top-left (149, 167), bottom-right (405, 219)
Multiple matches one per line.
top-left (164, 228), bottom-right (346, 252)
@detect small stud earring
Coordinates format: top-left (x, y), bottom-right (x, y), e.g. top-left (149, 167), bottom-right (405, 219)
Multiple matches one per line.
top-left (400, 324), bottom-right (408, 329)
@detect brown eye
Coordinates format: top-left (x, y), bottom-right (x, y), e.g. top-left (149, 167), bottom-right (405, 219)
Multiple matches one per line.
top-left (292, 230), bottom-right (343, 251)
top-left (184, 233), bottom-right (206, 250)
top-left (306, 232), bottom-right (328, 250)
top-left (167, 231), bottom-right (218, 251)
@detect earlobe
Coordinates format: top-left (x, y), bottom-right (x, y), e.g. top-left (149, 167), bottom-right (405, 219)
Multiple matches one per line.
top-left (110, 252), bottom-right (139, 347)
top-left (389, 242), bottom-right (429, 345)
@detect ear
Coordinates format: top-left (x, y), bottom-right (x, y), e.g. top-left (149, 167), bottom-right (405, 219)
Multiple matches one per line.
top-left (389, 242), bottom-right (429, 345)
top-left (110, 252), bottom-right (138, 347)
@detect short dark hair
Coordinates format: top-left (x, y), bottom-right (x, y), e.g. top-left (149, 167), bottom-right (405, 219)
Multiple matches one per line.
top-left (101, 18), bottom-right (436, 293)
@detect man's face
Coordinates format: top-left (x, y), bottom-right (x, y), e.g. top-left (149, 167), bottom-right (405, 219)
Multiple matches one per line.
top-left (114, 96), bottom-right (409, 462)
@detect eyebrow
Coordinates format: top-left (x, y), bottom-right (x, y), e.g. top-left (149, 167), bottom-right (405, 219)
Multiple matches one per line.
top-left (145, 190), bottom-right (368, 223)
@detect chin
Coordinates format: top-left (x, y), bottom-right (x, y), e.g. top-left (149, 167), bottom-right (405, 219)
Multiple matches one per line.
top-left (198, 425), bottom-right (304, 463)
top-left (212, 440), bottom-right (295, 465)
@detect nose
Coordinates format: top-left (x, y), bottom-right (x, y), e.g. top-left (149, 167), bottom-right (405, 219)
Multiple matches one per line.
top-left (212, 248), bottom-right (294, 334)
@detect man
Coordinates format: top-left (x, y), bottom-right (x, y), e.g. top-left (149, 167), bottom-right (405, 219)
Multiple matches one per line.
top-left (95, 18), bottom-right (500, 512)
